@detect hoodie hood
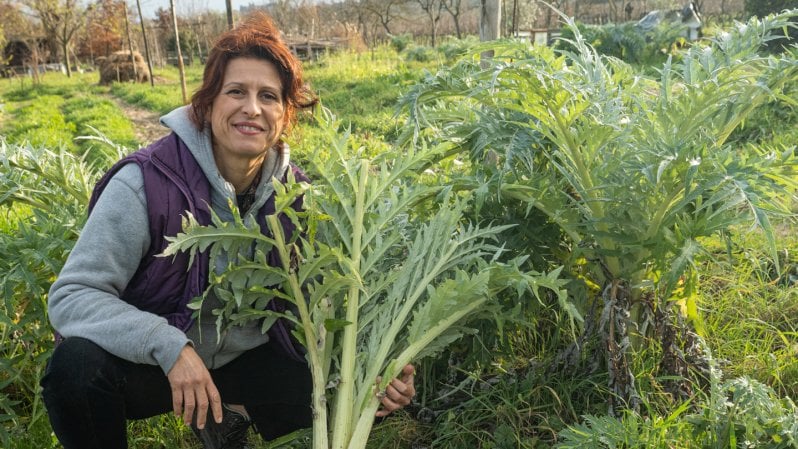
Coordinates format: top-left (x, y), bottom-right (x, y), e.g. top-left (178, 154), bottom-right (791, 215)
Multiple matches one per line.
top-left (160, 105), bottom-right (290, 218)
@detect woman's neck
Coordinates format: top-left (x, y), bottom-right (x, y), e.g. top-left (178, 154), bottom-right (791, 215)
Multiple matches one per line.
top-left (214, 153), bottom-right (265, 194)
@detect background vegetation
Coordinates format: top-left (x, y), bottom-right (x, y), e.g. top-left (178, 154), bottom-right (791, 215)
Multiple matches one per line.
top-left (1, 5), bottom-right (798, 449)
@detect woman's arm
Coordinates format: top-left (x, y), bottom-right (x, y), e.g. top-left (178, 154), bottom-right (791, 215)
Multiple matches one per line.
top-left (48, 164), bottom-right (190, 374)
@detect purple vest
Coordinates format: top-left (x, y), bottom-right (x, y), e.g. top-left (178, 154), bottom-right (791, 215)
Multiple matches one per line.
top-left (89, 132), bottom-right (306, 361)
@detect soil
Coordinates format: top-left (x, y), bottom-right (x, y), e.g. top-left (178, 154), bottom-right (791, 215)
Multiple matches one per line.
top-left (107, 95), bottom-right (169, 146)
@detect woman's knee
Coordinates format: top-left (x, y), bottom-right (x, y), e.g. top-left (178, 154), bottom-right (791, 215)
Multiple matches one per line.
top-left (41, 337), bottom-right (119, 393)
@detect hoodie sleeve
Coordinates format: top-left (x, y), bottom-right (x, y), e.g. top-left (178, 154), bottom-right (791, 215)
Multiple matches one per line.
top-left (48, 164), bottom-right (190, 374)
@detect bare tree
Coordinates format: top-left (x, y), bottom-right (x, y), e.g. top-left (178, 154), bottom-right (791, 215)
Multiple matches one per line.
top-left (0, 2), bottom-right (13, 59)
top-left (442, 0), bottom-right (463, 38)
top-left (2, 2), bottom-right (46, 83)
top-left (25, 0), bottom-right (90, 77)
top-left (361, 0), bottom-right (407, 36)
top-left (416, 0), bottom-right (444, 47)
top-left (608, 0), bottom-right (619, 21)
top-left (267, 0), bottom-right (297, 34)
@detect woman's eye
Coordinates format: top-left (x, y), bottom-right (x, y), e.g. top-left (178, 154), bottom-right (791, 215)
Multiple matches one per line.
top-left (227, 89), bottom-right (243, 96)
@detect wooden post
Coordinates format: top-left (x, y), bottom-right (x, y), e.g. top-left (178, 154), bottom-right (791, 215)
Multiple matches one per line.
top-left (170, 0), bottom-right (188, 104)
top-left (226, 0), bottom-right (234, 29)
top-left (124, 2), bottom-right (137, 80)
top-left (135, 0), bottom-right (155, 86)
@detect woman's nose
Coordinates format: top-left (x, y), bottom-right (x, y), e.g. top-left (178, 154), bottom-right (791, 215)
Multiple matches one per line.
top-left (242, 94), bottom-right (261, 116)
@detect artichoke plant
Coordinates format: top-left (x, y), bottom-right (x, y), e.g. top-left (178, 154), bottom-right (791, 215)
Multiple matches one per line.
top-left (164, 114), bottom-right (566, 448)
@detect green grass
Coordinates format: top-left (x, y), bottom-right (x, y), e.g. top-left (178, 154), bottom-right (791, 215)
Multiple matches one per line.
top-left (3, 95), bottom-right (75, 151)
top-left (300, 46), bottom-right (438, 142)
top-left (108, 64), bottom-right (203, 115)
top-left (700, 227), bottom-right (798, 397)
top-left (0, 71), bottom-right (140, 159)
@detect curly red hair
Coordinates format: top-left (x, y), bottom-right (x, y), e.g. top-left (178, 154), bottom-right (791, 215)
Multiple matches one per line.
top-left (189, 12), bottom-right (317, 132)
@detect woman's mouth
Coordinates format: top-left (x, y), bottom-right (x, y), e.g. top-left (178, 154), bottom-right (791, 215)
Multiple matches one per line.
top-left (235, 123), bottom-right (264, 134)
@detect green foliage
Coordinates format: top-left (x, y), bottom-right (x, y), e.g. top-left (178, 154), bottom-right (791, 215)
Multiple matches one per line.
top-left (557, 21), bottom-right (687, 66)
top-left (403, 46), bottom-right (436, 63)
top-left (700, 225), bottom-right (798, 399)
top-left (62, 95), bottom-right (138, 150)
top-left (390, 34), bottom-right (414, 53)
top-left (0, 140), bottom-right (117, 447)
top-left (436, 36), bottom-right (480, 62)
top-left (402, 10), bottom-right (798, 315)
top-left (730, 65), bottom-right (798, 147)
top-left (556, 375), bottom-right (798, 449)
top-left (302, 48), bottom-right (434, 142)
top-left (400, 9), bottom-right (798, 418)
top-left (743, 3), bottom-right (798, 52)
top-left (165, 113), bottom-right (568, 448)
top-left (746, 0), bottom-right (798, 17)
top-left (107, 64), bottom-right (203, 115)
top-left (0, 75), bottom-right (140, 160)
top-left (109, 82), bottom-right (190, 115)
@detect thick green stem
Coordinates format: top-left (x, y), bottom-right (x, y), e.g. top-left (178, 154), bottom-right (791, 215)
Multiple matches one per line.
top-left (644, 187), bottom-right (684, 241)
top-left (331, 160), bottom-right (369, 449)
top-left (347, 296), bottom-right (489, 449)
top-left (353, 232), bottom-right (477, 412)
top-left (549, 102), bottom-right (621, 277)
top-left (267, 215), bottom-right (329, 449)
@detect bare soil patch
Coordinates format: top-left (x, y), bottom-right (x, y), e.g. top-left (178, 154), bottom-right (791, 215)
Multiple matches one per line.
top-left (108, 96), bottom-right (169, 146)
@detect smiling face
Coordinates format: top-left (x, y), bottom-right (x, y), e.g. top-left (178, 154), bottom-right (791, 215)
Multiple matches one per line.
top-left (209, 57), bottom-right (285, 167)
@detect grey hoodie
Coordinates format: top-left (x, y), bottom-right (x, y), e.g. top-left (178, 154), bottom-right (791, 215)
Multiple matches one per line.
top-left (48, 106), bottom-right (290, 374)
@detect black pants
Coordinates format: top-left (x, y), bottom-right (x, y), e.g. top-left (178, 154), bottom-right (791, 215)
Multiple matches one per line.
top-left (40, 337), bottom-right (312, 449)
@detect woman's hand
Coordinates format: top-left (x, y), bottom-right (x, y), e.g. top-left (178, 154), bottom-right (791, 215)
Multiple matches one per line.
top-left (167, 345), bottom-right (223, 429)
top-left (375, 364), bottom-right (416, 417)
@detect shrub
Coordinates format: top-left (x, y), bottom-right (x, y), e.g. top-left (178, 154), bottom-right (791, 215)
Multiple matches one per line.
top-left (557, 21), bottom-right (688, 66)
top-left (390, 33), bottom-right (414, 53)
top-left (404, 45), bottom-right (436, 63)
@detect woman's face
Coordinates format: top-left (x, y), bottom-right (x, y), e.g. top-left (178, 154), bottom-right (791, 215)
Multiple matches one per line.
top-left (209, 57), bottom-right (285, 164)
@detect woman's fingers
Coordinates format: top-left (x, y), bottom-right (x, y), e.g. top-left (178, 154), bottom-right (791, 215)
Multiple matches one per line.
top-left (374, 364), bottom-right (416, 417)
top-left (167, 345), bottom-right (221, 428)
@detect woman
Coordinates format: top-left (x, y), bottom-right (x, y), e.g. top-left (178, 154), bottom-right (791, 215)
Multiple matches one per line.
top-left (41, 13), bottom-right (415, 449)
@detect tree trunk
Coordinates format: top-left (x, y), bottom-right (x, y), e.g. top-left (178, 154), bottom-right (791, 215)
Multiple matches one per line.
top-left (480, 0), bottom-right (501, 65)
top-left (511, 0), bottom-right (518, 37)
top-left (170, 0), bottom-right (188, 104)
top-left (480, 0), bottom-right (500, 42)
top-left (62, 39), bottom-right (72, 77)
top-left (136, 0), bottom-right (155, 87)
top-left (29, 42), bottom-right (41, 86)
top-left (430, 16), bottom-right (438, 47)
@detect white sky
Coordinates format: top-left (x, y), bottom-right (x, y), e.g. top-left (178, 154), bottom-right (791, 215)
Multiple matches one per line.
top-left (136, 0), bottom-right (229, 19)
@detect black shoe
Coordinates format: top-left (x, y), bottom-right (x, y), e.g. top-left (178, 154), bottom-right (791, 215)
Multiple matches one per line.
top-left (191, 404), bottom-right (252, 449)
